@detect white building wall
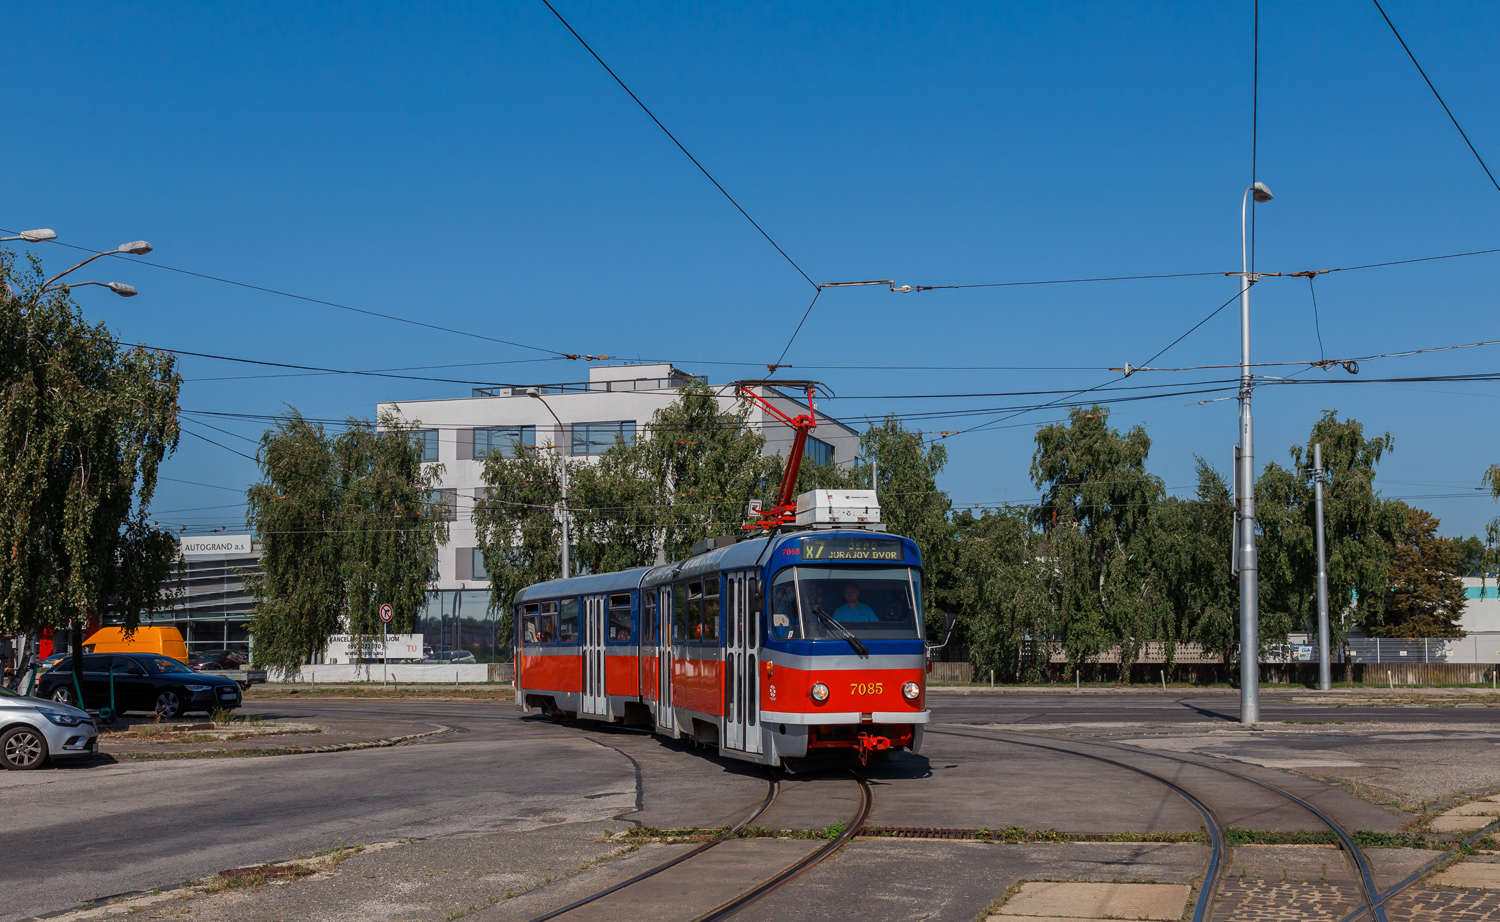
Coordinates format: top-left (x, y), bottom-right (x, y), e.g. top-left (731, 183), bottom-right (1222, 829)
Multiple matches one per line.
top-left (1460, 576), bottom-right (1500, 633)
top-left (379, 364), bottom-right (860, 593)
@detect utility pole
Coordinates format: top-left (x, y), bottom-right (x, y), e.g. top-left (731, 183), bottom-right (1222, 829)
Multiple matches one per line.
top-left (1236, 181), bottom-right (1273, 724)
top-left (1313, 443), bottom-right (1332, 691)
top-left (528, 389), bottom-right (570, 579)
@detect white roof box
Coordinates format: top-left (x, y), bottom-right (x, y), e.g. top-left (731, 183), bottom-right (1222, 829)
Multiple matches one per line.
top-left (795, 489), bottom-right (881, 527)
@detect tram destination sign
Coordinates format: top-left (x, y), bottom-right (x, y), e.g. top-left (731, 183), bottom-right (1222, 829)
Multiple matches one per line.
top-left (798, 535), bottom-right (905, 561)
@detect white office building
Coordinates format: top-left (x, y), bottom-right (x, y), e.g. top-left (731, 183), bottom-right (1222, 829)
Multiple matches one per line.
top-left (378, 364), bottom-right (859, 654)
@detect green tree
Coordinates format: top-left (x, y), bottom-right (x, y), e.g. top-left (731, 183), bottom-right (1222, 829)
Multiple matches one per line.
top-left (1374, 507), bottom-right (1466, 638)
top-left (0, 250), bottom-right (181, 698)
top-left (246, 410), bottom-right (446, 675)
top-left (1143, 459), bottom-right (1237, 665)
top-left (1028, 405), bottom-right (1166, 674)
top-left (951, 507), bottom-right (1051, 680)
top-left (1257, 411), bottom-right (1406, 647)
top-left (1453, 535), bottom-right (1490, 578)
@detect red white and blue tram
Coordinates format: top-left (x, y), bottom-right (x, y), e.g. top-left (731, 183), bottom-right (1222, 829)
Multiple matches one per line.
top-left (512, 523), bottom-right (930, 766)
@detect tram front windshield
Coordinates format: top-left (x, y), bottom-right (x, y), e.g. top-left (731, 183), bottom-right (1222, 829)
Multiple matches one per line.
top-left (768, 567), bottom-right (923, 641)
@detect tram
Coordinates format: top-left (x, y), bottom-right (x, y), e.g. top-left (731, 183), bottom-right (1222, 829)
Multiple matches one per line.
top-left (513, 501), bottom-right (930, 766)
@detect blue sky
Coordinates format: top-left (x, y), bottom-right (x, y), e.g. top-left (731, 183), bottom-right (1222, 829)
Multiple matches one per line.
top-left (6, 1), bottom-right (1499, 537)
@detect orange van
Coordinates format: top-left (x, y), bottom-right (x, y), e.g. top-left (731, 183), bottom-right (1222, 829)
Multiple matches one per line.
top-left (83, 626), bottom-right (190, 664)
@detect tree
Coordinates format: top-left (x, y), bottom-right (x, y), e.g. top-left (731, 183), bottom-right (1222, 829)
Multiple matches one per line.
top-left (1028, 405), bottom-right (1166, 674)
top-left (1257, 411), bottom-right (1406, 647)
top-left (1453, 535), bottom-right (1490, 578)
top-left (246, 410), bottom-right (446, 675)
top-left (1375, 507), bottom-right (1466, 638)
top-left (847, 417), bottom-right (955, 625)
top-left (0, 250), bottom-right (181, 699)
top-left (473, 439), bottom-right (573, 640)
top-left (950, 507), bottom-right (1051, 680)
top-left (1143, 459), bottom-right (1237, 664)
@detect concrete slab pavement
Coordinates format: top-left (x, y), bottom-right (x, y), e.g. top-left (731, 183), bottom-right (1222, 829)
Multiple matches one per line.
top-left (993, 881), bottom-right (1190, 919)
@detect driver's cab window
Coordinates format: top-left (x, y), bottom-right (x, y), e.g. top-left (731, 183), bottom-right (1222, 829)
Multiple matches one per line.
top-left (770, 575), bottom-right (800, 640)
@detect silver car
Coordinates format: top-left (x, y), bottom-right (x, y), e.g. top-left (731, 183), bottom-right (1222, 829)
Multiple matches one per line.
top-left (0, 685), bottom-right (97, 769)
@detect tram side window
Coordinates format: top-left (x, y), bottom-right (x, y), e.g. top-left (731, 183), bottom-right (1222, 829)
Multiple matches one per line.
top-left (687, 581), bottom-right (704, 641)
top-left (608, 594), bottom-right (632, 642)
top-left (521, 603), bottom-right (540, 643)
top-left (559, 598), bottom-right (580, 643)
top-left (642, 593), bottom-right (656, 644)
top-left (537, 601), bottom-right (559, 643)
top-left (702, 577), bottom-right (720, 641)
top-left (673, 584), bottom-right (688, 643)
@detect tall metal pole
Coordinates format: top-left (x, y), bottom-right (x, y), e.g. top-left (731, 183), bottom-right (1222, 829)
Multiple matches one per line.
top-left (1313, 443), bottom-right (1332, 691)
top-left (529, 391), bottom-right (569, 580)
top-left (1238, 184), bottom-right (1263, 724)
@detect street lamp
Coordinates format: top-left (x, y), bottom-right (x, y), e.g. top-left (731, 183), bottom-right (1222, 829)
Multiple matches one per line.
top-left (527, 388), bottom-right (570, 580)
top-left (1235, 180), bottom-right (1271, 724)
top-left (34, 240), bottom-right (152, 303)
top-left (0, 229), bottom-right (57, 243)
top-left (49, 281), bottom-right (137, 298)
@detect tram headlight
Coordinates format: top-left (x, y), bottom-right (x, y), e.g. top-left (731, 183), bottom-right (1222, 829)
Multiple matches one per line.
top-left (810, 682), bottom-right (830, 703)
top-left (902, 681), bottom-right (920, 701)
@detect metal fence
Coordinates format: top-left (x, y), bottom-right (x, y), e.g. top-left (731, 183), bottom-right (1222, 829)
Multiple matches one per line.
top-left (1017, 634), bottom-right (1500, 666)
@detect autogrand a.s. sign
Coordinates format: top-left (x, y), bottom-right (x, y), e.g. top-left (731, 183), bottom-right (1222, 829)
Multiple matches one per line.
top-left (180, 535), bottom-right (254, 557)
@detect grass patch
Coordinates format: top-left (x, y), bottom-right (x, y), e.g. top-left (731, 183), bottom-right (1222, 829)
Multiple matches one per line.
top-left (251, 684), bottom-right (514, 700)
top-left (1223, 827), bottom-right (1445, 849)
top-left (861, 825), bottom-right (1207, 844)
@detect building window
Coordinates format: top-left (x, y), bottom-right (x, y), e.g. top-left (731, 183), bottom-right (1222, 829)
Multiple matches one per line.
top-left (806, 436), bottom-right (834, 466)
top-left (415, 429), bottom-right (439, 463)
top-left (572, 420), bottom-right (635, 456)
top-left (475, 426), bottom-right (535, 459)
top-left (428, 489), bottom-right (457, 522)
top-left (471, 547), bottom-right (489, 581)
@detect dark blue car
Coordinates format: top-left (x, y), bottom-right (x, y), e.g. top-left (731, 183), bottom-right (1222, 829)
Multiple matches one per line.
top-left (40, 653), bottom-right (242, 718)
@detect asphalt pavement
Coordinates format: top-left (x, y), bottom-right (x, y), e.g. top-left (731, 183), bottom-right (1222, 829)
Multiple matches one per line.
top-left (3, 690), bottom-right (1498, 921)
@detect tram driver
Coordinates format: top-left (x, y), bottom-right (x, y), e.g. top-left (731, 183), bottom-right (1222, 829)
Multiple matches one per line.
top-left (834, 582), bottom-right (877, 622)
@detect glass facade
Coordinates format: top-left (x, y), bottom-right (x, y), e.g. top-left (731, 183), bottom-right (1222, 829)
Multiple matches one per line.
top-left (572, 420), bottom-right (635, 456)
top-left (126, 552), bottom-right (262, 657)
top-left (415, 429), bottom-right (439, 462)
top-left (806, 436), bottom-right (834, 466)
top-left (475, 426), bottom-right (535, 459)
top-left (418, 589), bottom-right (507, 662)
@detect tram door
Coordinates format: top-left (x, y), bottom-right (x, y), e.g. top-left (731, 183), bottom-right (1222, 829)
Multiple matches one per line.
top-left (582, 595), bottom-right (607, 718)
top-left (655, 587), bottom-right (674, 733)
top-left (724, 572), bottom-right (762, 755)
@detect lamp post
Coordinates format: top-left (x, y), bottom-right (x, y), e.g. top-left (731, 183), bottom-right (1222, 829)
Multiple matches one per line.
top-left (1236, 181), bottom-right (1272, 724)
top-left (33, 240), bottom-right (152, 303)
top-left (527, 388), bottom-right (570, 580)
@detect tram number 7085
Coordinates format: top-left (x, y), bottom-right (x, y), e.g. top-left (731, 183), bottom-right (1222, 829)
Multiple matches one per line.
top-left (850, 682), bottom-right (884, 696)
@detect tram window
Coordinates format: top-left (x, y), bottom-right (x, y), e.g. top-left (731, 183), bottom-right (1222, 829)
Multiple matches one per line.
top-left (769, 579), bottom-right (800, 640)
top-left (643, 594), bottom-right (656, 644)
top-left (769, 567), bottom-right (924, 641)
top-left (673, 584), bottom-right (688, 642)
top-left (521, 603), bottom-right (540, 644)
top-left (687, 581), bottom-right (704, 641)
top-left (702, 579), bottom-right (720, 641)
top-left (608, 594), bottom-right (632, 642)
top-left (537, 601), bottom-right (558, 643)
top-left (558, 598), bottom-right (580, 643)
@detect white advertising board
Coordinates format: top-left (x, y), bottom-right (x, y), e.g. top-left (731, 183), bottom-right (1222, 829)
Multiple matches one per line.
top-left (181, 534), bottom-right (253, 557)
top-left (324, 633), bottom-right (424, 663)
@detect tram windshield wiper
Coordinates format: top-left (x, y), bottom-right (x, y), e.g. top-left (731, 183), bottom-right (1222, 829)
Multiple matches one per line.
top-left (810, 605), bottom-right (869, 657)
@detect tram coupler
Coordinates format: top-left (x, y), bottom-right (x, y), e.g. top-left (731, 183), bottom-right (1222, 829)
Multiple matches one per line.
top-left (856, 732), bottom-right (892, 766)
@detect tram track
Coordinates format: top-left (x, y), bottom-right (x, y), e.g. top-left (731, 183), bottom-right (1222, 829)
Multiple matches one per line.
top-left (524, 770), bottom-right (872, 922)
top-left (929, 725), bottom-right (1395, 922)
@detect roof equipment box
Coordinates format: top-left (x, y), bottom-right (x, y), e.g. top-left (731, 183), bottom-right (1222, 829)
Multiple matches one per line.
top-left (795, 489), bottom-right (881, 526)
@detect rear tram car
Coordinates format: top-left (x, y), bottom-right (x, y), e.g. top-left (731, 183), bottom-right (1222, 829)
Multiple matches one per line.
top-left (513, 490), bottom-right (930, 766)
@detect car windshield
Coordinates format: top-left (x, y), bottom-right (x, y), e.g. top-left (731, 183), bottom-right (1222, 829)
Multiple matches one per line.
top-left (143, 656), bottom-right (193, 674)
top-left (769, 566), bottom-right (923, 642)
top-left (0, 686), bottom-right (20, 698)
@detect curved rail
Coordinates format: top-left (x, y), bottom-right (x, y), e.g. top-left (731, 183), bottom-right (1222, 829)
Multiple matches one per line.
top-left (524, 774), bottom-right (780, 922)
top-left (928, 728), bottom-right (1225, 922)
top-left (1335, 815), bottom-right (1500, 922)
top-left (693, 770), bottom-right (874, 922)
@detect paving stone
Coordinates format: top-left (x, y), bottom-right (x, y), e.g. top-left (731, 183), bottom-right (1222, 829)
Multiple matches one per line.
top-left (1432, 861), bottom-right (1500, 889)
top-left (995, 881), bottom-right (1190, 919)
top-left (1433, 814), bottom-right (1496, 833)
top-left (1448, 803), bottom-right (1500, 817)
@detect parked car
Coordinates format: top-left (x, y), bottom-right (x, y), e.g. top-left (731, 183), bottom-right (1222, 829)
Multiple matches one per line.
top-left (84, 626), bottom-right (189, 663)
top-left (190, 649), bottom-right (248, 671)
top-left (39, 653), bottom-right (242, 718)
top-left (0, 685), bottom-right (96, 769)
top-left (423, 650), bottom-right (477, 664)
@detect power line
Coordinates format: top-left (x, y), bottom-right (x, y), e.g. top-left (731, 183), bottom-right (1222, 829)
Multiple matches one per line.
top-left (1371, 0), bottom-right (1500, 195)
top-left (4, 230), bottom-right (575, 358)
top-left (771, 288), bottom-right (821, 371)
top-left (539, 0), bottom-right (816, 291)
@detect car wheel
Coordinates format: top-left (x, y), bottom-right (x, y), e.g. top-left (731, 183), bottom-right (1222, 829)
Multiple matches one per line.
top-left (0, 726), bottom-right (50, 770)
top-left (50, 687), bottom-right (74, 706)
top-left (155, 690), bottom-right (184, 719)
